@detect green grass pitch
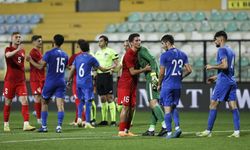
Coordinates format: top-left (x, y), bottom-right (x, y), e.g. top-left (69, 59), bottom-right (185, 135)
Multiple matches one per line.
top-left (0, 110), bottom-right (249, 150)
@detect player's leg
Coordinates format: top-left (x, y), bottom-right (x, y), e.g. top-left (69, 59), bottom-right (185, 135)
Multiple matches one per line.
top-left (228, 85), bottom-right (240, 138)
top-left (96, 74), bottom-right (108, 125)
top-left (90, 99), bottom-right (97, 126)
top-left (118, 105), bottom-right (129, 136)
top-left (108, 94), bottom-right (116, 126)
top-left (76, 87), bottom-right (84, 127)
top-left (30, 81), bottom-right (42, 124)
top-left (56, 97), bottom-right (64, 133)
top-left (84, 89), bottom-right (95, 128)
top-left (171, 105), bottom-right (180, 131)
top-left (126, 88), bottom-right (137, 136)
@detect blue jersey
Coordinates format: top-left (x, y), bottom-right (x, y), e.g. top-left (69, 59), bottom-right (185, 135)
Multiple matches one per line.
top-left (73, 52), bottom-right (99, 89)
top-left (43, 47), bottom-right (68, 85)
top-left (160, 48), bottom-right (188, 89)
top-left (216, 46), bottom-right (236, 85)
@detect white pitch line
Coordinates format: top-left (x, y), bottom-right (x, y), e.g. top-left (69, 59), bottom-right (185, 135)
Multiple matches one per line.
top-left (1, 129), bottom-right (250, 144)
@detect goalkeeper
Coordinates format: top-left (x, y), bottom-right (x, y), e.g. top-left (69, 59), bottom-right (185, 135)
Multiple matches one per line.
top-left (138, 46), bottom-right (167, 136)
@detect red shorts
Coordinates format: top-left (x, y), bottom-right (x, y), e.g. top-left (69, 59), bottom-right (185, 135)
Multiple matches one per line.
top-left (117, 87), bottom-right (136, 107)
top-left (3, 81), bottom-right (27, 99)
top-left (30, 81), bottom-right (44, 95)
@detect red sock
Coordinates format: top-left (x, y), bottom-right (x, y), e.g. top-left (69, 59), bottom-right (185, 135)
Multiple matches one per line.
top-left (3, 105), bottom-right (11, 122)
top-left (22, 105), bottom-right (29, 121)
top-left (75, 101), bottom-right (79, 122)
top-left (34, 102), bottom-right (41, 119)
top-left (82, 111), bottom-right (86, 121)
top-left (119, 122), bottom-right (126, 131)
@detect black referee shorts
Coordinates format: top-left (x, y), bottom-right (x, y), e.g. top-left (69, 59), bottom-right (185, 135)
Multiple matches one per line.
top-left (96, 73), bottom-right (113, 95)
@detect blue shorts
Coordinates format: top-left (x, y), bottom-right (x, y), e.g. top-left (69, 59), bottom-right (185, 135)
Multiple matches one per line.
top-left (77, 87), bottom-right (94, 102)
top-left (42, 83), bottom-right (66, 100)
top-left (160, 88), bottom-right (181, 107)
top-left (211, 83), bottom-right (237, 102)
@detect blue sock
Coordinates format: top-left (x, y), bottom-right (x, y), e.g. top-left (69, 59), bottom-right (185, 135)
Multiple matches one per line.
top-left (207, 109), bottom-right (217, 131)
top-left (57, 111), bottom-right (64, 126)
top-left (78, 101), bottom-right (84, 118)
top-left (232, 109), bottom-right (240, 130)
top-left (171, 108), bottom-right (180, 127)
top-left (164, 113), bottom-right (172, 132)
top-left (85, 101), bottom-right (92, 123)
top-left (41, 111), bottom-right (48, 127)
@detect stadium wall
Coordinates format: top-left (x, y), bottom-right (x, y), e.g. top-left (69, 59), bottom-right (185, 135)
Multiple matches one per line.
top-left (0, 82), bottom-right (249, 111)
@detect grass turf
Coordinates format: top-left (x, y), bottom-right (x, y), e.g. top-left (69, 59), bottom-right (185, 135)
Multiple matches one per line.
top-left (0, 110), bottom-right (249, 150)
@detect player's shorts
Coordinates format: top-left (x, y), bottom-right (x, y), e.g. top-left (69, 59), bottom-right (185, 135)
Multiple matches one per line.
top-left (30, 81), bottom-right (44, 95)
top-left (117, 87), bottom-right (136, 107)
top-left (42, 83), bottom-right (66, 100)
top-left (3, 81), bottom-right (27, 99)
top-left (146, 81), bottom-right (159, 101)
top-left (96, 73), bottom-right (113, 95)
top-left (77, 87), bottom-right (94, 102)
top-left (160, 88), bottom-right (181, 107)
top-left (211, 83), bottom-right (237, 102)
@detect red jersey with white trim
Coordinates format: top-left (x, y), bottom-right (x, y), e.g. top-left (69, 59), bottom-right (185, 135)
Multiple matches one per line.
top-left (29, 48), bottom-right (45, 82)
top-left (4, 46), bottom-right (26, 83)
top-left (118, 48), bottom-right (138, 89)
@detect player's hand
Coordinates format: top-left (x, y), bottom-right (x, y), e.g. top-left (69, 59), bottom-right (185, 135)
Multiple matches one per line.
top-left (144, 64), bottom-right (151, 72)
top-left (66, 80), bottom-right (72, 89)
top-left (25, 55), bottom-right (31, 62)
top-left (205, 64), bottom-right (213, 70)
top-left (150, 72), bottom-right (158, 91)
top-left (157, 85), bottom-right (161, 92)
top-left (17, 44), bottom-right (24, 51)
top-left (207, 76), bottom-right (216, 84)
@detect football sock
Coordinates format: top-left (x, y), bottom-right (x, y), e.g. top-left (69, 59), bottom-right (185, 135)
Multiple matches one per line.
top-left (82, 110), bottom-right (86, 121)
top-left (126, 121), bottom-right (131, 130)
top-left (119, 122), bottom-right (126, 131)
top-left (91, 100), bottom-right (96, 120)
top-left (207, 109), bottom-right (217, 131)
top-left (152, 105), bottom-right (165, 122)
top-left (232, 108), bottom-right (240, 131)
top-left (75, 98), bottom-right (80, 122)
top-left (78, 101), bottom-right (84, 119)
top-left (101, 102), bottom-right (108, 121)
top-left (3, 104), bottom-right (11, 122)
top-left (171, 108), bottom-right (180, 127)
top-left (109, 101), bottom-right (116, 122)
top-left (41, 111), bottom-right (48, 126)
top-left (85, 101), bottom-right (92, 123)
top-left (117, 104), bottom-right (123, 113)
top-left (150, 110), bottom-right (157, 127)
top-left (34, 102), bottom-right (41, 119)
top-left (21, 105), bottom-right (29, 121)
top-left (57, 111), bottom-right (64, 126)
top-left (164, 113), bottom-right (172, 132)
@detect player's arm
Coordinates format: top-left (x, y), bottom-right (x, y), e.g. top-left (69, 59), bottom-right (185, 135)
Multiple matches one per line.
top-left (182, 63), bottom-right (192, 80)
top-left (140, 48), bottom-right (158, 72)
top-left (205, 58), bottom-right (228, 70)
top-left (157, 66), bottom-right (165, 91)
top-left (26, 56), bottom-right (46, 70)
top-left (129, 65), bottom-right (151, 75)
top-left (96, 65), bottom-right (114, 72)
top-left (5, 44), bottom-right (23, 58)
top-left (67, 65), bottom-right (76, 88)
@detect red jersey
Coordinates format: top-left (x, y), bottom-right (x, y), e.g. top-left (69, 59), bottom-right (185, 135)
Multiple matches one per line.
top-left (4, 46), bottom-right (26, 83)
top-left (68, 52), bottom-right (82, 93)
top-left (29, 48), bottom-right (45, 82)
top-left (118, 48), bottom-right (138, 89)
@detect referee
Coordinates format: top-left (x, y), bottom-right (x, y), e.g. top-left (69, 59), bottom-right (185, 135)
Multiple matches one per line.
top-left (95, 35), bottom-right (119, 126)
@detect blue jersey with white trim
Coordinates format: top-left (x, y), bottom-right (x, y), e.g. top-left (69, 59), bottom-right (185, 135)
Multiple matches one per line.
top-left (73, 52), bottom-right (99, 89)
top-left (160, 48), bottom-right (188, 89)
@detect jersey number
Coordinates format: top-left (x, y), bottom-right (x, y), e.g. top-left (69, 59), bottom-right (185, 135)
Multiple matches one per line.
top-left (79, 63), bottom-right (85, 77)
top-left (171, 59), bottom-right (183, 76)
top-left (17, 57), bottom-right (22, 63)
top-left (56, 57), bottom-right (65, 73)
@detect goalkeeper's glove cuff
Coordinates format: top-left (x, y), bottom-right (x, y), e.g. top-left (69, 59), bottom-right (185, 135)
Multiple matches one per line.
top-left (150, 72), bottom-right (157, 77)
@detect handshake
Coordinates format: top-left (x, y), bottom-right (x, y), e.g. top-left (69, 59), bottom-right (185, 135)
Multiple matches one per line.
top-left (150, 72), bottom-right (158, 91)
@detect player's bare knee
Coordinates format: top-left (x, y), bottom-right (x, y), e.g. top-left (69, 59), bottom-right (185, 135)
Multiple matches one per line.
top-left (229, 101), bottom-right (237, 110)
top-left (209, 101), bottom-right (218, 109)
top-left (100, 95), bottom-right (107, 103)
top-left (149, 100), bottom-right (157, 108)
top-left (4, 99), bottom-right (12, 105)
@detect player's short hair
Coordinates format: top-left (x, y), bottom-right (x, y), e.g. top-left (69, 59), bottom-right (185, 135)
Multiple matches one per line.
top-left (128, 33), bottom-right (140, 43)
top-left (77, 39), bottom-right (89, 52)
top-left (12, 32), bottom-right (20, 36)
top-left (99, 35), bottom-right (109, 44)
top-left (31, 35), bottom-right (42, 42)
top-left (53, 34), bottom-right (64, 47)
top-left (214, 31), bottom-right (227, 41)
top-left (161, 34), bottom-right (174, 45)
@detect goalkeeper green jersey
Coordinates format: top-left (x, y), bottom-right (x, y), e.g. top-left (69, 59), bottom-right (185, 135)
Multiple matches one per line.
top-left (137, 46), bottom-right (159, 80)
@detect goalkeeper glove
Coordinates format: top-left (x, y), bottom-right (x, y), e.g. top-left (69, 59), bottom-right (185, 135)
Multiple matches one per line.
top-left (150, 72), bottom-right (158, 91)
